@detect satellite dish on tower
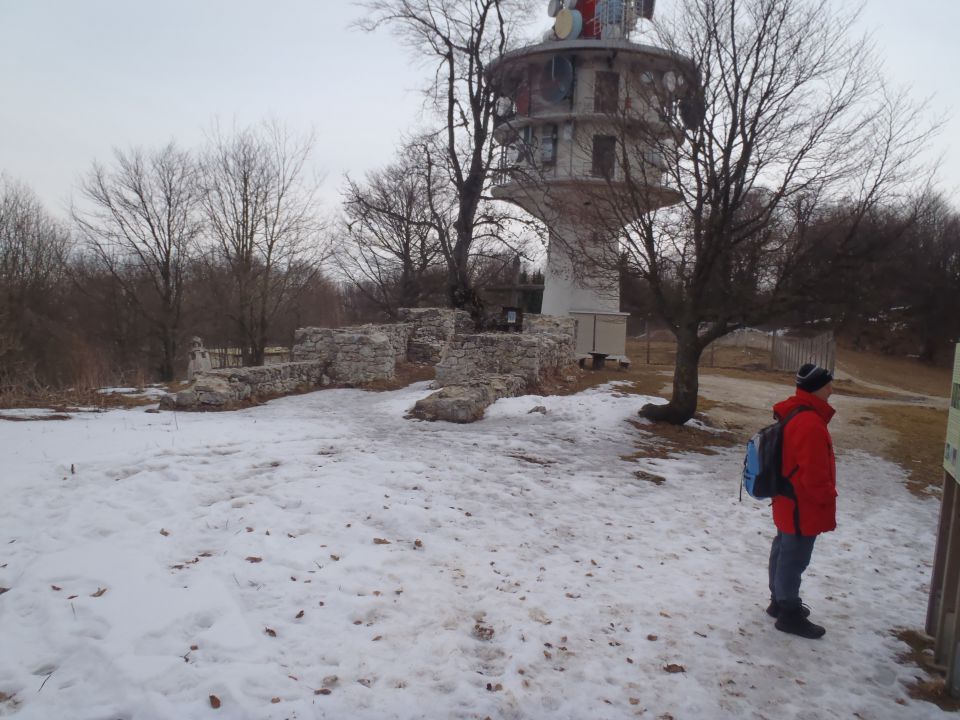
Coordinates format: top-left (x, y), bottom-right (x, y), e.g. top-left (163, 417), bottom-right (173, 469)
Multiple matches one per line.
top-left (541, 55), bottom-right (575, 103)
top-left (553, 8), bottom-right (583, 40)
top-left (494, 96), bottom-right (515, 118)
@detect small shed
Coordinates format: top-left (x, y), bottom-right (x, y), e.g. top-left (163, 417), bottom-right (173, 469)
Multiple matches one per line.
top-left (926, 344), bottom-right (960, 693)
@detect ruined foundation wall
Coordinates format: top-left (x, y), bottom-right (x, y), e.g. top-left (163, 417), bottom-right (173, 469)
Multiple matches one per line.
top-left (399, 308), bottom-right (474, 364)
top-left (160, 361), bottom-right (328, 410)
top-left (434, 330), bottom-right (576, 387)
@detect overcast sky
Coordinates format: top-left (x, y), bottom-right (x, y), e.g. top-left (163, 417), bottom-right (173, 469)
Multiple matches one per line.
top-left (1, 0), bottom-right (958, 219)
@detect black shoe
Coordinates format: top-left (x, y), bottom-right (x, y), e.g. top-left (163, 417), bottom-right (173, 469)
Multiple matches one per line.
top-left (766, 600), bottom-right (811, 619)
top-left (775, 606), bottom-right (825, 639)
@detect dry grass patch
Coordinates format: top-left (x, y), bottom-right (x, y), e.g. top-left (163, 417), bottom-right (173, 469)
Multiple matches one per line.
top-left (624, 417), bottom-right (739, 462)
top-left (534, 362), bottom-right (666, 398)
top-left (831, 378), bottom-right (905, 401)
top-left (869, 404), bottom-right (948, 498)
top-left (0, 384), bottom-right (176, 413)
top-left (895, 628), bottom-right (960, 711)
top-left (838, 347), bottom-right (951, 398)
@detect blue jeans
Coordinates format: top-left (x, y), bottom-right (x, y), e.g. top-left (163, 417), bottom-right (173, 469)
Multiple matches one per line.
top-left (768, 531), bottom-right (816, 607)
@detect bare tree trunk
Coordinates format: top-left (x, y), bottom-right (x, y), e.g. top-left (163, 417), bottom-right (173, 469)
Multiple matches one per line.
top-left (641, 326), bottom-right (702, 424)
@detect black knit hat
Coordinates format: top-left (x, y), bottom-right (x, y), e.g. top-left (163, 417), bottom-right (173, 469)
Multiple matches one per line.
top-left (796, 363), bottom-right (833, 393)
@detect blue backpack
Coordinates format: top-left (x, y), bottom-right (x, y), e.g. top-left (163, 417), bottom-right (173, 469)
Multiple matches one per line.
top-left (741, 406), bottom-right (811, 500)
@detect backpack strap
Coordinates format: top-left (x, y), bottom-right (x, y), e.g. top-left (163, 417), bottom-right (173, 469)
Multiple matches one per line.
top-left (776, 405), bottom-right (813, 425)
top-left (779, 405), bottom-right (813, 535)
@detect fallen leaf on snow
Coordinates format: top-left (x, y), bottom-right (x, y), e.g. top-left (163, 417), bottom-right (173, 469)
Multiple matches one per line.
top-left (373, 538), bottom-right (391, 545)
top-left (245, 556), bottom-right (262, 563)
top-left (414, 539), bottom-right (423, 549)
top-left (664, 664), bottom-right (686, 674)
top-left (315, 688), bottom-right (331, 695)
top-left (209, 695), bottom-right (221, 708)
top-left (629, 697), bottom-right (640, 705)
top-left (91, 587), bottom-right (107, 598)
top-left (159, 528), bottom-right (169, 536)
top-left (51, 585), bottom-right (61, 591)
top-left (296, 610), bottom-right (304, 619)
top-left (264, 627), bottom-right (277, 637)
top-left (647, 634), bottom-right (658, 641)
top-left (270, 697), bottom-right (280, 704)
top-left (473, 623), bottom-right (495, 641)
top-left (190, 644), bottom-right (198, 651)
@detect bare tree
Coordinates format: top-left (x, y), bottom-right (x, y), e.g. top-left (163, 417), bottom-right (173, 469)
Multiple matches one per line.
top-left (197, 121), bottom-right (325, 365)
top-left (574, 0), bottom-right (937, 424)
top-left (357, 0), bottom-right (535, 324)
top-left (0, 177), bottom-right (71, 387)
top-left (893, 193), bottom-right (960, 362)
top-left (336, 144), bottom-right (446, 318)
top-left (73, 143), bottom-right (199, 381)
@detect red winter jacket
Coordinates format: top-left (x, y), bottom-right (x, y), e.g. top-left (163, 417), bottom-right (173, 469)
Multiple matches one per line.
top-left (771, 389), bottom-right (837, 536)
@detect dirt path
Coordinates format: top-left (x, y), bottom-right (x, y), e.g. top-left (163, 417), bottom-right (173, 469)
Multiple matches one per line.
top-left (691, 369), bottom-right (948, 460)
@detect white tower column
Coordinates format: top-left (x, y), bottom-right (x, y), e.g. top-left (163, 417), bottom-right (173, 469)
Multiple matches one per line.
top-left (541, 219), bottom-right (621, 316)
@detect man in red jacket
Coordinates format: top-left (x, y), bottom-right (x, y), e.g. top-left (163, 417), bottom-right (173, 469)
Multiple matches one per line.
top-left (767, 363), bottom-right (837, 639)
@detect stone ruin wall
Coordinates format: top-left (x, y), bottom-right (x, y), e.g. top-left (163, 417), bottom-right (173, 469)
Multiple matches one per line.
top-left (409, 317), bottom-right (577, 423)
top-left (161, 361), bottom-right (327, 409)
top-left (163, 308), bottom-right (472, 410)
top-left (400, 307), bottom-right (476, 364)
top-left (433, 330), bottom-right (576, 388)
top-left (161, 308), bottom-right (578, 419)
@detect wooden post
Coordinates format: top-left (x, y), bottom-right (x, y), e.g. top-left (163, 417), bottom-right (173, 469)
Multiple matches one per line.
top-left (935, 485), bottom-right (960, 669)
top-left (646, 316), bottom-right (651, 365)
top-left (929, 472), bottom-right (956, 636)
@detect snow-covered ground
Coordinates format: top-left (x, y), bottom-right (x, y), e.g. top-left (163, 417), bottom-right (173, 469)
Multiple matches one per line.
top-left (0, 382), bottom-right (945, 719)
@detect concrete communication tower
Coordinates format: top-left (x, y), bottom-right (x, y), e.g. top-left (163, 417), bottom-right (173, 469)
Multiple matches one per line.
top-left (488, 0), bottom-right (701, 364)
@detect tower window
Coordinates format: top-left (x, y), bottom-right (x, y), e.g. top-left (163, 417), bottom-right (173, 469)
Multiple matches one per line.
top-left (592, 135), bottom-right (617, 178)
top-left (541, 124), bottom-right (558, 164)
top-left (594, 71), bottom-right (619, 113)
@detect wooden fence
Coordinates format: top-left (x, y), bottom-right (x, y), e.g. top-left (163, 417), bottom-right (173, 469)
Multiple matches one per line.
top-left (711, 328), bottom-right (835, 373)
top-left (639, 327), bottom-right (836, 373)
top-left (209, 348), bottom-right (291, 369)
top-left (769, 332), bottom-right (835, 373)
